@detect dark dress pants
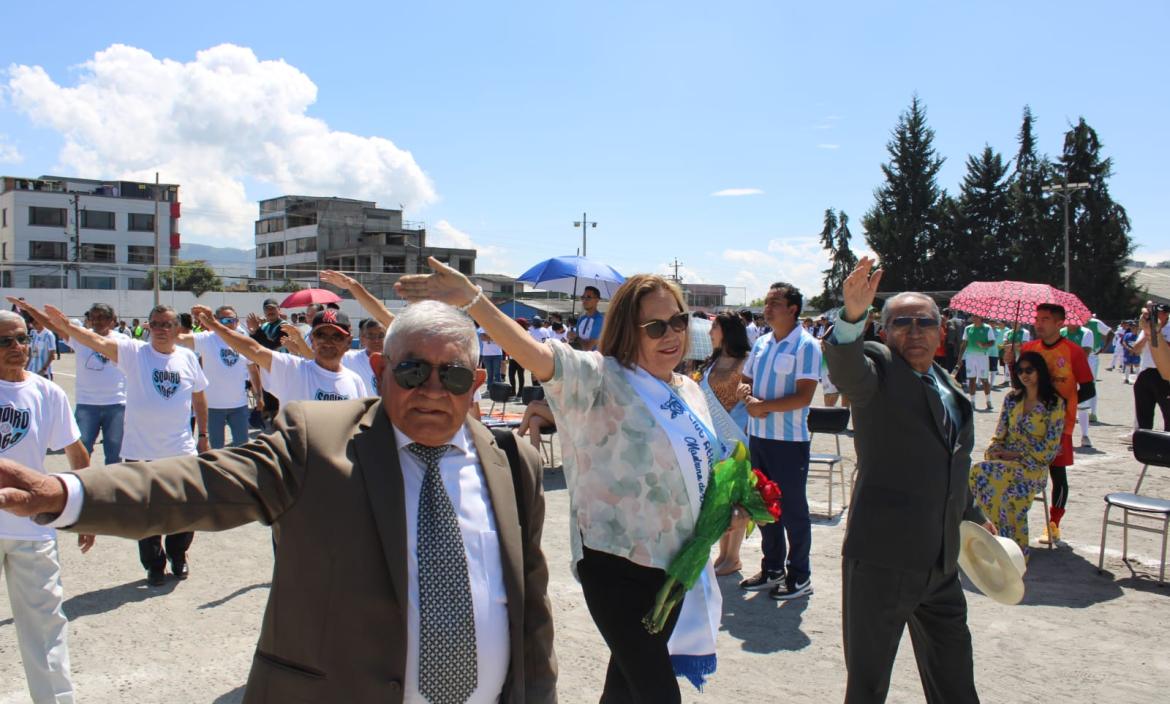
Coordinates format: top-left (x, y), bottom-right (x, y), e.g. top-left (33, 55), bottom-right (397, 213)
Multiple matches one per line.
top-left (749, 437), bottom-right (812, 582)
top-left (842, 557), bottom-right (979, 704)
top-left (125, 458), bottom-right (195, 571)
top-left (1134, 367), bottom-right (1170, 431)
top-left (576, 546), bottom-right (682, 704)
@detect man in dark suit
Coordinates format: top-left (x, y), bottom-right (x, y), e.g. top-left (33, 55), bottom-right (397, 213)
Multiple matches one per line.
top-left (0, 301), bottom-right (557, 704)
top-left (822, 257), bottom-right (991, 704)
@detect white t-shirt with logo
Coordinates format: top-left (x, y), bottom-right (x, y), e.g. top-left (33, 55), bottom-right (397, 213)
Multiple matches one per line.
top-left (342, 349), bottom-right (381, 395)
top-left (0, 374), bottom-right (81, 540)
top-left (115, 338), bottom-right (209, 461)
top-left (478, 328), bottom-right (503, 357)
top-left (73, 330), bottom-right (129, 405)
top-left (193, 331), bottom-right (252, 409)
top-left (263, 352), bottom-right (371, 402)
top-left (528, 327), bottom-right (552, 344)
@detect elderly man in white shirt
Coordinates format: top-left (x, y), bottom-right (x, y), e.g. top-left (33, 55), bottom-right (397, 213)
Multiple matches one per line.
top-left (0, 310), bottom-right (92, 704)
top-left (0, 301), bottom-right (557, 703)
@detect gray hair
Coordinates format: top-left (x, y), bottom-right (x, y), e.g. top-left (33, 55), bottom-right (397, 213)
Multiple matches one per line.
top-left (880, 292), bottom-right (941, 327)
top-left (383, 300), bottom-right (479, 367)
top-left (0, 310), bottom-right (27, 328)
top-left (89, 302), bottom-right (116, 319)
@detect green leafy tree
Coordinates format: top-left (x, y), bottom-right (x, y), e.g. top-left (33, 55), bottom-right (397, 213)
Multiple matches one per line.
top-left (1057, 118), bottom-right (1138, 318)
top-left (146, 260), bottom-right (223, 297)
top-left (951, 145), bottom-right (1013, 283)
top-left (863, 96), bottom-right (948, 290)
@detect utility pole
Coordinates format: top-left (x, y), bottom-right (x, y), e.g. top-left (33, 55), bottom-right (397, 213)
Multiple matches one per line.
top-left (1042, 179), bottom-right (1091, 292)
top-left (572, 213), bottom-right (597, 257)
top-left (69, 194), bottom-right (80, 289)
top-left (668, 258), bottom-right (683, 282)
top-left (152, 172), bottom-right (161, 307)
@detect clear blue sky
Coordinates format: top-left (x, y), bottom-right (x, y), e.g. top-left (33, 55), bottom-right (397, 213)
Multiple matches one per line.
top-left (1, 1), bottom-right (1166, 302)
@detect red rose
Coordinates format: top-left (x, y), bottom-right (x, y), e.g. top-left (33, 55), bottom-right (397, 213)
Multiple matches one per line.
top-left (767, 502), bottom-right (781, 520)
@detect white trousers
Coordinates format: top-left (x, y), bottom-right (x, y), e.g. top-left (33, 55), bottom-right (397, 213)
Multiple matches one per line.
top-left (0, 538), bottom-right (74, 704)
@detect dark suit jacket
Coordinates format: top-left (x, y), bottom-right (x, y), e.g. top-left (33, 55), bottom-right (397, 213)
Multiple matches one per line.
top-left (823, 338), bottom-right (985, 572)
top-left (67, 399), bottom-right (558, 704)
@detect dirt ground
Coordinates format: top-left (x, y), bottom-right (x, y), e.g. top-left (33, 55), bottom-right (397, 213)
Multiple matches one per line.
top-left (3, 354), bottom-right (1168, 703)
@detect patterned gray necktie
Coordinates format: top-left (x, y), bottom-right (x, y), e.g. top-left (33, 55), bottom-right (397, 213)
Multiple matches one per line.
top-left (407, 443), bottom-right (478, 704)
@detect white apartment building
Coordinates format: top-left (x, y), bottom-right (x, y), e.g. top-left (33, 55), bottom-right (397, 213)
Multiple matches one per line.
top-left (0, 175), bottom-right (180, 290)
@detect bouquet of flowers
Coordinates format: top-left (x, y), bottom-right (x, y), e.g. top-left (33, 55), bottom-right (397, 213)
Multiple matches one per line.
top-left (643, 441), bottom-right (782, 634)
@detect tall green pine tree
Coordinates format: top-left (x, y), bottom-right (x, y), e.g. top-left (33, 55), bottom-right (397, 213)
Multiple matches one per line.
top-left (1007, 106), bottom-right (1060, 285)
top-left (1058, 118), bottom-right (1137, 318)
top-left (952, 145), bottom-right (1013, 283)
top-left (863, 96), bottom-right (947, 290)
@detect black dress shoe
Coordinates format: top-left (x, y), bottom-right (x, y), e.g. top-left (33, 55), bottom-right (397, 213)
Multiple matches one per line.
top-left (170, 559), bottom-right (189, 581)
top-left (146, 567), bottom-right (166, 587)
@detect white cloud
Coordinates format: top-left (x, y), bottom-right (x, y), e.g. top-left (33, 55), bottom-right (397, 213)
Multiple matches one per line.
top-left (5, 44), bottom-right (436, 247)
top-left (713, 236), bottom-right (874, 304)
top-left (430, 219), bottom-right (514, 275)
top-left (711, 188), bottom-right (764, 197)
top-left (817, 143), bottom-right (840, 150)
top-left (1132, 246), bottom-right (1170, 266)
top-left (0, 135), bottom-right (22, 163)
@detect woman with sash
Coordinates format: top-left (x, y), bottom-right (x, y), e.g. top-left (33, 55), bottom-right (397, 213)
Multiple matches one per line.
top-left (697, 312), bottom-right (752, 576)
top-left (398, 259), bottom-right (724, 702)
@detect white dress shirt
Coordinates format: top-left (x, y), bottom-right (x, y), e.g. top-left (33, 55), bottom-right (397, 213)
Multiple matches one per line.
top-left (53, 422), bottom-right (511, 703)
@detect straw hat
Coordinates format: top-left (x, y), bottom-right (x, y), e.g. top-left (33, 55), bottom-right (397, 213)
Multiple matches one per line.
top-left (957, 521), bottom-right (1027, 605)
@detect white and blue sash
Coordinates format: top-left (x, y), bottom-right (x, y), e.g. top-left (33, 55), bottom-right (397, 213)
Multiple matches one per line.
top-left (623, 365), bottom-right (723, 689)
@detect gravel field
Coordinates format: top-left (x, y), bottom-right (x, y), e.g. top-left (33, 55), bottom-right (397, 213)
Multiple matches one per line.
top-left (3, 354), bottom-right (1168, 703)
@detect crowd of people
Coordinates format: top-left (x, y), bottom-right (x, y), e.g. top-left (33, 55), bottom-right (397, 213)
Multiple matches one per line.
top-left (1, 262), bottom-right (1169, 703)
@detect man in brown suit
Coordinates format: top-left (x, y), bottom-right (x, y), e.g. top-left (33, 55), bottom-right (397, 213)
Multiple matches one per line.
top-left (0, 301), bottom-right (557, 704)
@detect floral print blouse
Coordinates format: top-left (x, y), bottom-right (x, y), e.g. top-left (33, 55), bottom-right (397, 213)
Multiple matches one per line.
top-left (542, 340), bottom-right (713, 570)
top-left (983, 391), bottom-right (1066, 469)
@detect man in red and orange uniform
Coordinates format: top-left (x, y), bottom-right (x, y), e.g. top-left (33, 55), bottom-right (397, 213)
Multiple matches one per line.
top-left (1022, 303), bottom-right (1095, 544)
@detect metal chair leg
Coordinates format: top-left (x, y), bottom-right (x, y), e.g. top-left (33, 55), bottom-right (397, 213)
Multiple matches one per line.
top-left (1123, 509), bottom-right (1130, 561)
top-left (1161, 515), bottom-right (1169, 586)
top-left (1098, 504), bottom-right (1111, 573)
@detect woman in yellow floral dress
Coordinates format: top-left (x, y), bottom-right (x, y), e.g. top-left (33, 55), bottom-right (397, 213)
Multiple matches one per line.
top-left (969, 349), bottom-right (1065, 556)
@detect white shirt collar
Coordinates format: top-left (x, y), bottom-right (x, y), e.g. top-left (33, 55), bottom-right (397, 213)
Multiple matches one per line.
top-left (392, 422), bottom-right (474, 457)
top-left (768, 324), bottom-right (804, 347)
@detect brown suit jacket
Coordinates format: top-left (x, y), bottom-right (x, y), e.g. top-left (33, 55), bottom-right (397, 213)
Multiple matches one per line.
top-left (68, 399), bottom-right (558, 703)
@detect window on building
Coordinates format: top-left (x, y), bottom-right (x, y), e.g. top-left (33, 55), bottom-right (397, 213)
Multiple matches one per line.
top-left (2, 243), bottom-right (6, 261)
top-left (255, 218), bottom-right (286, 235)
top-left (126, 277), bottom-right (151, 291)
top-left (29, 207), bottom-right (67, 227)
top-left (458, 259), bottom-right (473, 276)
top-left (2, 208), bottom-right (7, 227)
top-left (266, 241), bottom-right (285, 257)
top-left (29, 240), bottom-right (67, 261)
top-left (81, 276), bottom-right (116, 290)
top-left (127, 245), bottom-right (155, 264)
top-left (128, 213), bottom-right (155, 232)
top-left (356, 256), bottom-right (371, 273)
top-left (30, 274), bottom-right (66, 288)
top-left (286, 213), bottom-right (317, 228)
top-left (1, 270), bottom-right (10, 287)
top-left (80, 243), bottom-right (116, 262)
top-left (80, 210), bottom-right (115, 230)
top-left (387, 235), bottom-right (405, 246)
top-left (256, 245), bottom-right (266, 260)
top-left (383, 257), bottom-right (406, 273)
top-left (294, 237), bottom-right (317, 254)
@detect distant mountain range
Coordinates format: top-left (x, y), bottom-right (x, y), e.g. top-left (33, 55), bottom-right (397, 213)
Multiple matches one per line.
top-left (182, 243), bottom-right (255, 276)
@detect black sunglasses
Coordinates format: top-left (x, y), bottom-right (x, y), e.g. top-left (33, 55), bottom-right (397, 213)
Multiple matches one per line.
top-left (887, 316), bottom-right (940, 332)
top-left (640, 312), bottom-right (690, 339)
top-left (1016, 365), bottom-right (1037, 375)
top-left (392, 359), bottom-right (475, 394)
top-left (0, 334), bottom-right (32, 348)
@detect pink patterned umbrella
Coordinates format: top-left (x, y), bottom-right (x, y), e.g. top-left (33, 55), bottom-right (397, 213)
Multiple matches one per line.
top-left (948, 281), bottom-right (1092, 325)
top-left (279, 288), bottom-right (342, 309)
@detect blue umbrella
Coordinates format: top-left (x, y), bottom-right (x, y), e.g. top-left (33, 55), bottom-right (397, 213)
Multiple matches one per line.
top-left (516, 255), bottom-right (626, 300)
